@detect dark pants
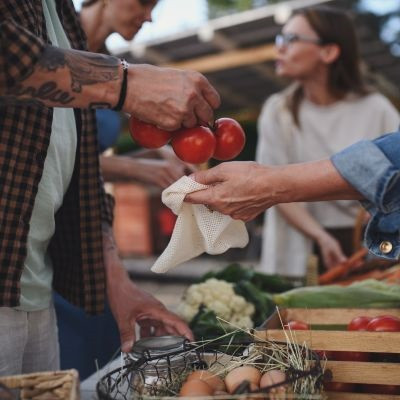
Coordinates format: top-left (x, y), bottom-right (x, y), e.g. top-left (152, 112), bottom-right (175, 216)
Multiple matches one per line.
top-left (54, 293), bottom-right (120, 380)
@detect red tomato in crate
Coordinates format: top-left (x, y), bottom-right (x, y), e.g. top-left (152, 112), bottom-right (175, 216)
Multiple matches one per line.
top-left (330, 351), bottom-right (370, 362)
top-left (285, 320), bottom-right (309, 330)
top-left (347, 316), bottom-right (372, 331)
top-left (212, 118), bottom-right (246, 161)
top-left (171, 126), bottom-right (216, 164)
top-left (129, 117), bottom-right (172, 149)
top-left (366, 315), bottom-right (400, 332)
top-left (323, 382), bottom-right (356, 392)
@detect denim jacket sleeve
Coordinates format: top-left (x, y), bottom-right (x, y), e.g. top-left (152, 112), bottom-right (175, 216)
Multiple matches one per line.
top-left (331, 131), bottom-right (400, 260)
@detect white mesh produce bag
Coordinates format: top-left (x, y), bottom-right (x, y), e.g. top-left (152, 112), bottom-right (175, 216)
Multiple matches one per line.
top-left (151, 176), bottom-right (249, 273)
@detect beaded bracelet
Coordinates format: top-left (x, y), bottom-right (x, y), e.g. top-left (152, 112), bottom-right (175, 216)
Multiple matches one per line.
top-left (112, 59), bottom-right (129, 111)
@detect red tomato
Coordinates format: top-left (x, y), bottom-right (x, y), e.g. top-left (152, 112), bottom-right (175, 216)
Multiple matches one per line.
top-left (129, 116), bottom-right (172, 149)
top-left (171, 126), bottom-right (216, 164)
top-left (324, 382), bottom-right (356, 392)
top-left (212, 118), bottom-right (246, 161)
top-left (347, 316), bottom-right (372, 331)
top-left (366, 315), bottom-right (400, 332)
top-left (285, 320), bottom-right (309, 330)
top-left (330, 351), bottom-right (370, 362)
top-left (362, 384), bottom-right (400, 395)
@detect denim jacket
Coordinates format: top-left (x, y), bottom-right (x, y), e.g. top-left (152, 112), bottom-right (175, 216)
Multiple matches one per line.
top-left (331, 131), bottom-right (400, 260)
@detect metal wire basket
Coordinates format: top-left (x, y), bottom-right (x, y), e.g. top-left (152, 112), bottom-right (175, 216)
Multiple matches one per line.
top-left (96, 336), bottom-right (325, 400)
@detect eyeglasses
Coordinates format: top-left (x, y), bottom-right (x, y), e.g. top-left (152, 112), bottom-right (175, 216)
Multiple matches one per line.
top-left (275, 33), bottom-right (324, 48)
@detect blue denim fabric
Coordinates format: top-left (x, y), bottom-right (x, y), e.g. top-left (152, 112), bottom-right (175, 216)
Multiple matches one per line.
top-left (331, 132), bottom-right (400, 260)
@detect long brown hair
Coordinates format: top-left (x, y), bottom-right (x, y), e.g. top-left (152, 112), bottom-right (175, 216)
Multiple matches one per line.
top-left (286, 6), bottom-right (370, 126)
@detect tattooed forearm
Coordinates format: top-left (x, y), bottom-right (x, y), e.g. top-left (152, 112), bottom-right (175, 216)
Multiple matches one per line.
top-left (0, 96), bottom-right (44, 107)
top-left (38, 46), bottom-right (66, 71)
top-left (11, 81), bottom-right (75, 104)
top-left (5, 45), bottom-right (120, 107)
top-left (38, 46), bottom-right (120, 93)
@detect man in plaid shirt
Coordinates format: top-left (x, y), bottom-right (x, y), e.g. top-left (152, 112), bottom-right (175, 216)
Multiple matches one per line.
top-left (0, 0), bottom-right (220, 375)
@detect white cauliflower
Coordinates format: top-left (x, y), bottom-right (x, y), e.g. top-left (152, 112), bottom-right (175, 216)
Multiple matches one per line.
top-left (177, 278), bottom-right (255, 329)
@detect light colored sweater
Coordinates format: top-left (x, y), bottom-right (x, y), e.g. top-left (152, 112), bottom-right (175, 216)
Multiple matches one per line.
top-left (256, 90), bottom-right (400, 277)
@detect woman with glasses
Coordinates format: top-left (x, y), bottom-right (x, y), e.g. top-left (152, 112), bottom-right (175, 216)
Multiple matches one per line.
top-left (256, 6), bottom-right (399, 278)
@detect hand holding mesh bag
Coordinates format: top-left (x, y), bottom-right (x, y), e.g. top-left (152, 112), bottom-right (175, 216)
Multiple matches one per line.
top-left (151, 176), bottom-right (249, 273)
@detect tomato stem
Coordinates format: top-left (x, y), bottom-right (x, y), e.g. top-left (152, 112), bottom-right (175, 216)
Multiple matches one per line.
top-left (207, 121), bottom-right (216, 132)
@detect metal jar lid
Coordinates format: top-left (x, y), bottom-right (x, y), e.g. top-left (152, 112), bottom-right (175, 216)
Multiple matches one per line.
top-left (130, 336), bottom-right (187, 361)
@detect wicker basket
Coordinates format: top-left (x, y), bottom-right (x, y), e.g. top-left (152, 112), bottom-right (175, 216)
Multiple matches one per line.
top-left (96, 339), bottom-right (326, 400)
top-left (0, 369), bottom-right (79, 400)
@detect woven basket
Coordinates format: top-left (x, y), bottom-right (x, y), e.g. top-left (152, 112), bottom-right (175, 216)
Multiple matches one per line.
top-left (0, 369), bottom-right (79, 400)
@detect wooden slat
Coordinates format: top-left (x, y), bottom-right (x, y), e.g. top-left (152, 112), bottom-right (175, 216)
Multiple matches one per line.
top-left (284, 308), bottom-right (400, 325)
top-left (326, 361), bottom-right (400, 384)
top-left (255, 308), bottom-right (400, 394)
top-left (255, 330), bottom-right (400, 353)
top-left (163, 43), bottom-right (277, 73)
top-left (327, 393), bottom-right (400, 400)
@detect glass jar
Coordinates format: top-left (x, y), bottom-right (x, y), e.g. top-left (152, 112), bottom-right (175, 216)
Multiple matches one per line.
top-left (127, 336), bottom-right (195, 396)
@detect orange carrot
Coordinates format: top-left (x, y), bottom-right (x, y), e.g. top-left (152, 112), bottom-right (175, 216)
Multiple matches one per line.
top-left (334, 270), bottom-right (386, 286)
top-left (318, 247), bottom-right (368, 285)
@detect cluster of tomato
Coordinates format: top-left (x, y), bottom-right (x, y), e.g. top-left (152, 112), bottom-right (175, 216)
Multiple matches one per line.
top-left (286, 316), bottom-right (400, 395)
top-left (129, 117), bottom-right (246, 164)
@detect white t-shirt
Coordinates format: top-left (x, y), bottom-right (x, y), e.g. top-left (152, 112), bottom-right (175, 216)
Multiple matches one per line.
top-left (256, 90), bottom-right (400, 277)
top-left (18, 0), bottom-right (77, 310)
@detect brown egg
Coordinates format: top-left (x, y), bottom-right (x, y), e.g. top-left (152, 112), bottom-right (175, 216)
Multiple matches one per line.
top-left (186, 370), bottom-right (226, 392)
top-left (224, 366), bottom-right (261, 394)
top-left (260, 370), bottom-right (286, 388)
top-left (179, 379), bottom-right (214, 397)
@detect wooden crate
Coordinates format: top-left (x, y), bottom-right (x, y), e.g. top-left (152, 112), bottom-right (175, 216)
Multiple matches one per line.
top-left (255, 308), bottom-right (400, 400)
top-left (0, 369), bottom-right (79, 400)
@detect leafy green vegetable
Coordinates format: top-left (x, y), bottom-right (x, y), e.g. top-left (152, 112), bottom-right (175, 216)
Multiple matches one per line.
top-left (199, 263), bottom-right (294, 293)
top-left (189, 306), bottom-right (249, 343)
top-left (233, 280), bottom-right (275, 327)
top-left (274, 279), bottom-right (400, 308)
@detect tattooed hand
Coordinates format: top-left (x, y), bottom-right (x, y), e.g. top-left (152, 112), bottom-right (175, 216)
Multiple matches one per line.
top-left (124, 64), bottom-right (221, 131)
top-left (4, 44), bottom-right (220, 125)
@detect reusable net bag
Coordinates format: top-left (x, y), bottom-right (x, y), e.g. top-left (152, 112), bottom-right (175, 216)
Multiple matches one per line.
top-left (151, 176), bottom-right (249, 273)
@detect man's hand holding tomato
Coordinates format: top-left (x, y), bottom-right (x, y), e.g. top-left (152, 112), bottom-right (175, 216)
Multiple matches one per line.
top-left (124, 65), bottom-right (220, 131)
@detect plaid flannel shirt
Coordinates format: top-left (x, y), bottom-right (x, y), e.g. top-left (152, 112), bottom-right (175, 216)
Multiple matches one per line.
top-left (0, 0), bottom-right (114, 314)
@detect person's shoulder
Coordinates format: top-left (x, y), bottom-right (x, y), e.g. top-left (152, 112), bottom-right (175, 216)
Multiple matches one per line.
top-left (354, 91), bottom-right (396, 111)
top-left (260, 89), bottom-right (289, 115)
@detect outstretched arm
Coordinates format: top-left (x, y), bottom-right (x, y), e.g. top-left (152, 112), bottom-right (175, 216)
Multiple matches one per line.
top-left (0, 20), bottom-right (220, 130)
top-left (185, 160), bottom-right (361, 222)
